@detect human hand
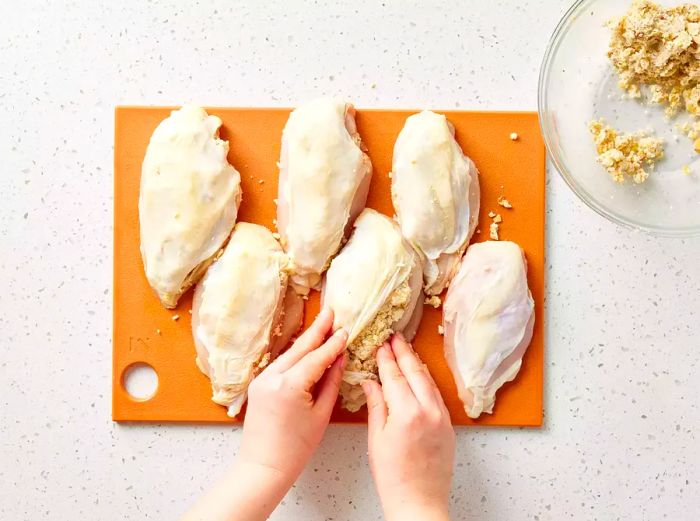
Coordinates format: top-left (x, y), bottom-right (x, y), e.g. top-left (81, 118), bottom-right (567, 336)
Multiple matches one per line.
top-left (238, 307), bottom-right (347, 487)
top-left (183, 309), bottom-right (346, 521)
top-left (362, 334), bottom-right (455, 521)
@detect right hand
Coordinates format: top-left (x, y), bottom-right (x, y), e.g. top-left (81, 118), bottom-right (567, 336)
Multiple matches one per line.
top-left (361, 334), bottom-right (455, 521)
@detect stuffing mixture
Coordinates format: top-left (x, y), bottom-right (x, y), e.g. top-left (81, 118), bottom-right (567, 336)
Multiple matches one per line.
top-left (589, 119), bottom-right (665, 183)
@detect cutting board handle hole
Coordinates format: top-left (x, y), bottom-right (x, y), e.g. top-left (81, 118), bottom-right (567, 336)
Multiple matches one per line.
top-left (122, 363), bottom-right (159, 401)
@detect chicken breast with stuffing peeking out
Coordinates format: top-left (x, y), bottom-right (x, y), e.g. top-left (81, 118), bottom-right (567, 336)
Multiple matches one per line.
top-left (322, 209), bottom-right (424, 412)
top-left (391, 110), bottom-right (480, 296)
top-left (277, 97), bottom-right (373, 295)
top-left (192, 223), bottom-right (303, 417)
top-left (443, 241), bottom-right (534, 419)
top-left (139, 105), bottom-right (242, 308)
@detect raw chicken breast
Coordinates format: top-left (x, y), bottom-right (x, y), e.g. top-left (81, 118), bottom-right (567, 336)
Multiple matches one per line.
top-left (192, 223), bottom-right (303, 417)
top-left (139, 105), bottom-right (242, 308)
top-left (322, 209), bottom-right (424, 412)
top-left (277, 97), bottom-right (373, 294)
top-left (391, 110), bottom-right (480, 296)
top-left (443, 241), bottom-right (534, 419)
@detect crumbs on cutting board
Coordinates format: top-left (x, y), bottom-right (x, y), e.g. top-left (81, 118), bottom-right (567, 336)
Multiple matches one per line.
top-left (498, 196), bottom-right (513, 208)
top-left (488, 195), bottom-right (509, 240)
top-left (489, 221), bottom-right (500, 241)
top-left (424, 295), bottom-right (442, 308)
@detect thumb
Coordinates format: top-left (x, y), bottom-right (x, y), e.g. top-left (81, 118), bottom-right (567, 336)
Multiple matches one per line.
top-left (314, 352), bottom-right (345, 417)
top-left (362, 379), bottom-right (387, 436)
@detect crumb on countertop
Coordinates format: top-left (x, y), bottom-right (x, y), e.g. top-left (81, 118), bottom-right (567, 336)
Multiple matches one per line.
top-left (588, 118), bottom-right (664, 183)
top-left (172, 314), bottom-right (179, 321)
top-left (509, 132), bottom-right (519, 141)
top-left (424, 295), bottom-right (442, 308)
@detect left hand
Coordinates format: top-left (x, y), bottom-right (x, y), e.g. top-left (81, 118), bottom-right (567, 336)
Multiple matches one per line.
top-left (182, 308), bottom-right (347, 521)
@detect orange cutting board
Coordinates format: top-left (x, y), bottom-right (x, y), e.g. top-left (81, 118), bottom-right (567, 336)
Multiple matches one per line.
top-left (113, 107), bottom-right (545, 426)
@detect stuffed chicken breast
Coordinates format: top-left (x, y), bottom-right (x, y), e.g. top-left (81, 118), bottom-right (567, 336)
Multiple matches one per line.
top-left (391, 110), bottom-right (480, 296)
top-left (277, 97), bottom-right (373, 294)
top-left (443, 241), bottom-right (534, 419)
top-left (139, 105), bottom-right (242, 308)
top-left (322, 209), bottom-right (424, 412)
top-left (192, 223), bottom-right (303, 417)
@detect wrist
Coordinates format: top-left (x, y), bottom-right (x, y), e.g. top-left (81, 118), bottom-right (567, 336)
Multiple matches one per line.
top-left (225, 460), bottom-right (294, 520)
top-left (382, 497), bottom-right (450, 521)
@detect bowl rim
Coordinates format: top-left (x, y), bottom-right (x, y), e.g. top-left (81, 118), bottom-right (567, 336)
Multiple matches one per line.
top-left (537, 0), bottom-right (700, 238)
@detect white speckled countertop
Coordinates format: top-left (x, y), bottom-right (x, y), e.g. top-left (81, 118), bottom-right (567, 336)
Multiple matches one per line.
top-left (1, 1), bottom-right (699, 519)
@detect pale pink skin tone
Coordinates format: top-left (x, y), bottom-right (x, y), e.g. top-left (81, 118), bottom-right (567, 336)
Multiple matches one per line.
top-left (183, 309), bottom-right (347, 521)
top-left (183, 315), bottom-right (455, 521)
top-left (362, 335), bottom-right (456, 521)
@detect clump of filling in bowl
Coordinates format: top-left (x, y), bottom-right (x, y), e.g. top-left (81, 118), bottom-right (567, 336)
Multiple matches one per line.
top-left (589, 119), bottom-right (665, 184)
top-left (607, 0), bottom-right (700, 117)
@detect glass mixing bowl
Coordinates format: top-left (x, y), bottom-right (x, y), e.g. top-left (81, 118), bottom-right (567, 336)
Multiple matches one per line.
top-left (538, 0), bottom-right (700, 237)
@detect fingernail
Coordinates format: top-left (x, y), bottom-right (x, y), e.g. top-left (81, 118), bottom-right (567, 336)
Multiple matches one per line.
top-left (334, 328), bottom-right (348, 340)
top-left (395, 331), bottom-right (405, 341)
top-left (319, 308), bottom-right (332, 320)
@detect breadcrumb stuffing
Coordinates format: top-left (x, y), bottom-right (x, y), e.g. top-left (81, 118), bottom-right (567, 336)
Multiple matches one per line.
top-left (488, 211), bottom-right (496, 218)
top-left (345, 279), bottom-right (411, 377)
top-left (493, 213), bottom-right (502, 224)
top-left (424, 295), bottom-right (442, 308)
top-left (489, 222), bottom-right (500, 241)
top-left (257, 352), bottom-right (271, 369)
top-left (607, 0), bottom-right (700, 117)
top-left (497, 196), bottom-right (513, 209)
top-left (589, 118), bottom-right (664, 183)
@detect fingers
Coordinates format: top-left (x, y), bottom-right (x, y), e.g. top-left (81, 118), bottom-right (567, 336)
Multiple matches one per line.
top-left (288, 328), bottom-right (348, 388)
top-left (390, 334), bottom-right (441, 409)
top-left (362, 379), bottom-right (387, 435)
top-left (313, 352), bottom-right (346, 415)
top-left (376, 342), bottom-right (417, 410)
top-left (272, 308), bottom-right (334, 372)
